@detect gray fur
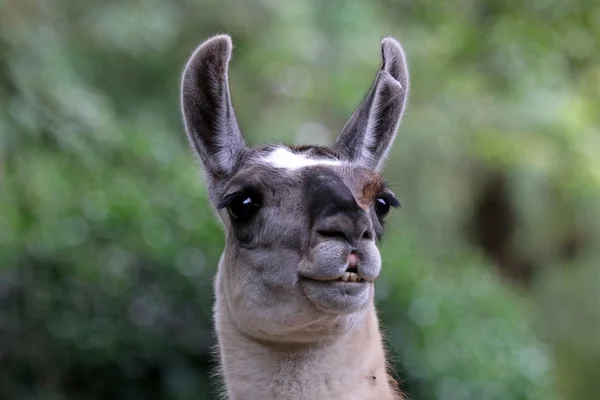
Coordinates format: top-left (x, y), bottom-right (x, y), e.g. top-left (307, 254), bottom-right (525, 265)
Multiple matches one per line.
top-left (180, 34), bottom-right (410, 400)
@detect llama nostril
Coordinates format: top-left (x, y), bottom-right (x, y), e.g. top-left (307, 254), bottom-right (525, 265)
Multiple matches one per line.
top-left (317, 224), bottom-right (372, 247)
top-left (317, 230), bottom-right (347, 241)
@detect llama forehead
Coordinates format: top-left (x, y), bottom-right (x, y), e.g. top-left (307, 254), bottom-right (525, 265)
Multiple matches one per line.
top-left (260, 146), bottom-right (344, 171)
top-left (215, 145), bottom-right (389, 209)
top-left (225, 146), bottom-right (389, 208)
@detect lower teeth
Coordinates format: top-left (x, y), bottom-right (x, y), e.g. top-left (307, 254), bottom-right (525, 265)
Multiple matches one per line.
top-left (339, 272), bottom-right (362, 282)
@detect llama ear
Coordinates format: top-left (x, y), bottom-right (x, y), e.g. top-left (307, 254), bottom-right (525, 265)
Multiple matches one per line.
top-left (181, 34), bottom-right (246, 178)
top-left (333, 37), bottom-right (409, 171)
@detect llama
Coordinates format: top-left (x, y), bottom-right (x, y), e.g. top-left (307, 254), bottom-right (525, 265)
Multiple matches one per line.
top-left (180, 34), bottom-right (409, 400)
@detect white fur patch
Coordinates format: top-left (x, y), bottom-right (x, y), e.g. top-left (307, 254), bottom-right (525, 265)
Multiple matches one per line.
top-left (261, 147), bottom-right (342, 170)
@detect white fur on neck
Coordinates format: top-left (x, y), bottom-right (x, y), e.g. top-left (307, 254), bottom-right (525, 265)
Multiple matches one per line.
top-left (261, 147), bottom-right (342, 170)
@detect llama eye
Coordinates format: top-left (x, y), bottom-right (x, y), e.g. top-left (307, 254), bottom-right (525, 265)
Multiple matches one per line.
top-left (374, 194), bottom-right (400, 220)
top-left (226, 194), bottom-right (261, 222)
top-left (374, 197), bottom-right (391, 219)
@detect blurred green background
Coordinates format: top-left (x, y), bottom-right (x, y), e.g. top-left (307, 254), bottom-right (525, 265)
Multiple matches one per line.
top-left (1, 0), bottom-right (599, 399)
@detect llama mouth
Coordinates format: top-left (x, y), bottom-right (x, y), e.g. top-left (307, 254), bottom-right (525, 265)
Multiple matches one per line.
top-left (337, 271), bottom-right (366, 283)
top-left (334, 252), bottom-right (367, 282)
top-left (299, 254), bottom-right (371, 284)
top-left (300, 272), bottom-right (371, 284)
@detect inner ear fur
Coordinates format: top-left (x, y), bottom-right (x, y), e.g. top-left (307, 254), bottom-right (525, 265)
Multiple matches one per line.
top-left (333, 37), bottom-right (409, 171)
top-left (180, 34), bottom-right (246, 178)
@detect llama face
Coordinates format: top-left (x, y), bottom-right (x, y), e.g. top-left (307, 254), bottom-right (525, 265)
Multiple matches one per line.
top-left (181, 35), bottom-right (408, 343)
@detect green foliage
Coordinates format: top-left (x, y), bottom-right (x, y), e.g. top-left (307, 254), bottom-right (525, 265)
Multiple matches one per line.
top-left (1, 0), bottom-right (598, 399)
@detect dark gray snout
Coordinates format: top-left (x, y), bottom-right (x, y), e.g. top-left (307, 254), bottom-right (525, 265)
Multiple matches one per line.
top-left (306, 171), bottom-right (373, 249)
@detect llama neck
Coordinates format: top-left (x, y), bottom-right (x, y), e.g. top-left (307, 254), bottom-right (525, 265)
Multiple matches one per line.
top-left (214, 278), bottom-right (400, 400)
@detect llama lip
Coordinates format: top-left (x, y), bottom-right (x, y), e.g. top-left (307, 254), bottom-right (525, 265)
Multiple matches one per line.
top-left (298, 251), bottom-right (373, 283)
top-left (300, 276), bottom-right (372, 314)
top-left (300, 257), bottom-right (372, 283)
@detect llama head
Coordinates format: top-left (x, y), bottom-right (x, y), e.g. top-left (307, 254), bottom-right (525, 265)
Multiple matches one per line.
top-left (181, 35), bottom-right (409, 343)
